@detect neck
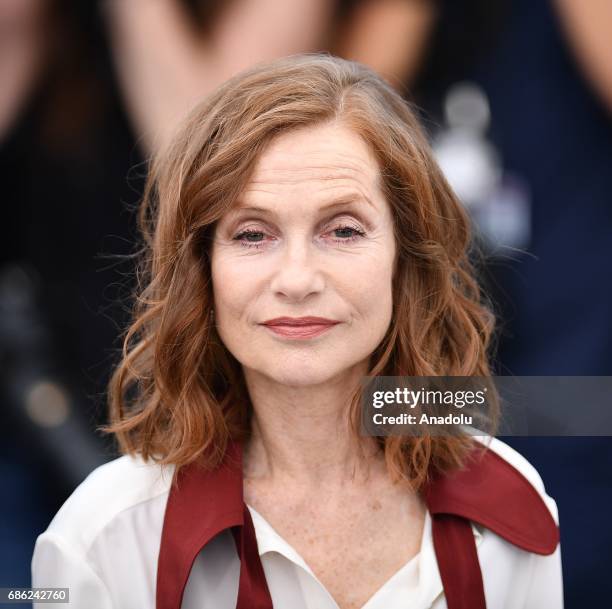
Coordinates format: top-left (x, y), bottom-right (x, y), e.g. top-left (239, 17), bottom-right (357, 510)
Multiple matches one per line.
top-left (242, 363), bottom-right (385, 489)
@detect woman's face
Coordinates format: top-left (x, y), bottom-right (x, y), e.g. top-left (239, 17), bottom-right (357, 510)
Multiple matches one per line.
top-left (211, 122), bottom-right (396, 388)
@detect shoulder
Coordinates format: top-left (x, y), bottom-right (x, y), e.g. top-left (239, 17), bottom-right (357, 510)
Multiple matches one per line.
top-left (40, 453), bottom-right (176, 555)
top-left (472, 435), bottom-right (559, 524)
top-left (32, 455), bottom-right (176, 606)
top-left (466, 438), bottom-right (564, 606)
top-left (425, 433), bottom-right (560, 555)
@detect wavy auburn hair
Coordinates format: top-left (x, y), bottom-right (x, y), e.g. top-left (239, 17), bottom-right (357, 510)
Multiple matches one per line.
top-left (101, 53), bottom-right (498, 490)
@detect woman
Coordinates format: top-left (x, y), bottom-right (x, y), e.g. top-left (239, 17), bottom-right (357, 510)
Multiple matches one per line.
top-left (31, 54), bottom-right (562, 609)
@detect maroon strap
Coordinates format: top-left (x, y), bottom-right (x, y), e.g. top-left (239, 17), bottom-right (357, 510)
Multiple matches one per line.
top-left (431, 514), bottom-right (486, 609)
top-left (423, 447), bottom-right (559, 555)
top-left (231, 503), bottom-right (274, 609)
top-left (156, 439), bottom-right (273, 609)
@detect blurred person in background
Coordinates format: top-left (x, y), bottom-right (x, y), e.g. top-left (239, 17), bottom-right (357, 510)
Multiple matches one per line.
top-left (0, 0), bottom-right (140, 588)
top-left (404, 1), bottom-right (612, 607)
top-left (468, 2), bottom-right (612, 607)
top-left (99, 0), bottom-right (436, 155)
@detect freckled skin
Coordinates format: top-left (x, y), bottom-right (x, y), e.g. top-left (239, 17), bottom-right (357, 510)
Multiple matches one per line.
top-left (211, 123), bottom-right (425, 609)
top-left (244, 473), bottom-right (425, 609)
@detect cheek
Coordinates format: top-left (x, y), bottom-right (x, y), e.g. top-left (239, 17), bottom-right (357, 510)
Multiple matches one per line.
top-left (211, 252), bottom-right (261, 322)
top-left (211, 255), bottom-right (237, 315)
top-left (365, 250), bottom-right (395, 327)
top-left (356, 241), bottom-right (395, 292)
top-left (336, 249), bottom-right (394, 325)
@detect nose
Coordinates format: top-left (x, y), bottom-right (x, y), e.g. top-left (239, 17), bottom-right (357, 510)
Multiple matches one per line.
top-left (269, 235), bottom-right (325, 301)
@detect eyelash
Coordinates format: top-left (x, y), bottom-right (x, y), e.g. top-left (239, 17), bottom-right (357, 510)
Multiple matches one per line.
top-left (233, 224), bottom-right (367, 250)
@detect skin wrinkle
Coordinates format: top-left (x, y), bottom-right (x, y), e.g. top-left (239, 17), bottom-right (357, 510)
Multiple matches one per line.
top-left (226, 194), bottom-right (378, 226)
top-left (221, 157), bottom-right (384, 253)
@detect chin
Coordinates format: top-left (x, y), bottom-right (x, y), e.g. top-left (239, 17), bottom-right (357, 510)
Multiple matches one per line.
top-left (264, 367), bottom-right (333, 388)
top-left (258, 357), bottom-right (359, 388)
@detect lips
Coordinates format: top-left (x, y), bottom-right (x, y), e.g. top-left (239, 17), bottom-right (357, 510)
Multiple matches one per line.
top-left (260, 316), bottom-right (340, 339)
top-left (261, 316), bottom-right (339, 326)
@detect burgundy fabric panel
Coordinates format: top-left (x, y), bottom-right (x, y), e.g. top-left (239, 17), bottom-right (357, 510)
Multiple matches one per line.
top-left (231, 504), bottom-right (275, 609)
top-left (423, 447), bottom-right (559, 555)
top-left (156, 441), bottom-right (245, 609)
top-left (431, 514), bottom-right (486, 609)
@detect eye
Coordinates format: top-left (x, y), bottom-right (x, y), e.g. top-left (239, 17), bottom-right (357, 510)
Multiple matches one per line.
top-left (233, 228), bottom-right (270, 249)
top-left (327, 224), bottom-right (366, 244)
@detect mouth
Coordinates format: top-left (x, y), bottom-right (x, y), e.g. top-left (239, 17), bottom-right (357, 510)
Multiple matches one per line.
top-left (259, 317), bottom-right (340, 340)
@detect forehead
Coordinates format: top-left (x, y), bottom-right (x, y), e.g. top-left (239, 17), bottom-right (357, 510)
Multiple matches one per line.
top-left (242, 123), bottom-right (381, 196)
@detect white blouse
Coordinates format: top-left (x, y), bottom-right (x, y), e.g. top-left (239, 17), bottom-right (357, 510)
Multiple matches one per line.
top-left (31, 437), bottom-right (563, 609)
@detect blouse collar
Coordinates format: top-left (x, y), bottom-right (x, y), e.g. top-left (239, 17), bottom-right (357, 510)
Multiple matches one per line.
top-left (156, 438), bottom-right (559, 609)
top-left (247, 501), bottom-right (483, 608)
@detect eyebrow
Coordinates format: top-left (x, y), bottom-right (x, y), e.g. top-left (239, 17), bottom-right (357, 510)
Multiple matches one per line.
top-left (231, 193), bottom-right (375, 216)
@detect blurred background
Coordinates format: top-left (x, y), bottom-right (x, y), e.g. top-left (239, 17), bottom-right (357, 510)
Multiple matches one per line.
top-left (1, 0), bottom-right (611, 607)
